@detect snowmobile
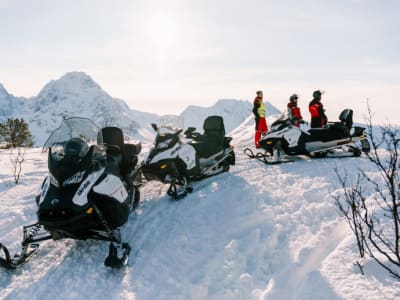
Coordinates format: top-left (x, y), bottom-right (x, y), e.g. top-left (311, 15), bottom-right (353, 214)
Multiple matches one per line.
top-left (141, 115), bottom-right (235, 199)
top-left (244, 109), bottom-right (370, 164)
top-left (0, 117), bottom-right (141, 269)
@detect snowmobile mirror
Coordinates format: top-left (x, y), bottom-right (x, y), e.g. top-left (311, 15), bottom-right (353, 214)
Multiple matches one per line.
top-left (151, 123), bottom-right (158, 131)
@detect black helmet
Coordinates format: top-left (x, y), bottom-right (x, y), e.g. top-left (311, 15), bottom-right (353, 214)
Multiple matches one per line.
top-left (289, 94), bottom-right (298, 102)
top-left (313, 90), bottom-right (324, 98)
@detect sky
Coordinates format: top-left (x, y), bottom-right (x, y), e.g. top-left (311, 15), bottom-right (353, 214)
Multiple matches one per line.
top-left (0, 0), bottom-right (399, 124)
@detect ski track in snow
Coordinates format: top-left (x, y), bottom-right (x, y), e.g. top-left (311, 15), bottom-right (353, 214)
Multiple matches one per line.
top-left (1, 134), bottom-right (400, 300)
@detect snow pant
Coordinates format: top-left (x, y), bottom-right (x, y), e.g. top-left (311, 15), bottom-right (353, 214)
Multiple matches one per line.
top-left (254, 118), bottom-right (268, 148)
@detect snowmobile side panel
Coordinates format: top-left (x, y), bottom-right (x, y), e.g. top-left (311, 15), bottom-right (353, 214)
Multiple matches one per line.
top-left (93, 174), bottom-right (128, 204)
top-left (38, 176), bottom-right (51, 205)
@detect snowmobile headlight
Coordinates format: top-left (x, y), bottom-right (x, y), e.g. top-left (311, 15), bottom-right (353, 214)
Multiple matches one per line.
top-left (63, 171), bottom-right (86, 187)
top-left (160, 164), bottom-right (168, 169)
top-left (49, 173), bottom-right (60, 188)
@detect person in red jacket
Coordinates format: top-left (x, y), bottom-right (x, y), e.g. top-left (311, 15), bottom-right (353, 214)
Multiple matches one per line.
top-left (287, 94), bottom-right (303, 127)
top-left (253, 90), bottom-right (268, 148)
top-left (309, 90), bottom-right (327, 128)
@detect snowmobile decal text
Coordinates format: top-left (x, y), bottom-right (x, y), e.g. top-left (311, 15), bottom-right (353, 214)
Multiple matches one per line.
top-left (77, 181), bottom-right (91, 196)
top-left (72, 168), bottom-right (105, 206)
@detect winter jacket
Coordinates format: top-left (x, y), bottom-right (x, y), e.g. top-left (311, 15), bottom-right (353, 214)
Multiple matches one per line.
top-left (309, 99), bottom-right (327, 127)
top-left (253, 97), bottom-right (266, 119)
top-left (287, 102), bottom-right (302, 120)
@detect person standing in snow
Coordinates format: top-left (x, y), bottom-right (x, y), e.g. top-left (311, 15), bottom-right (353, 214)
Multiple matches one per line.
top-left (253, 90), bottom-right (268, 148)
top-left (287, 94), bottom-right (303, 127)
top-left (309, 90), bottom-right (327, 128)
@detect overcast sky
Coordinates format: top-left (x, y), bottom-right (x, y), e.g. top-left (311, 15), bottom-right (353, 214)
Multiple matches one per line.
top-left (0, 0), bottom-right (399, 123)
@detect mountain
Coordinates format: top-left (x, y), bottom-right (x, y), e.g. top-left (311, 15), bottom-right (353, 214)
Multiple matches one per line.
top-left (0, 72), bottom-right (159, 145)
top-left (0, 83), bottom-right (26, 117)
top-left (180, 99), bottom-right (281, 134)
top-left (0, 72), bottom-right (264, 145)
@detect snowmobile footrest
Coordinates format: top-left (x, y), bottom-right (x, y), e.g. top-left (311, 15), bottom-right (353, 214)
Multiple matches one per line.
top-left (104, 242), bottom-right (131, 268)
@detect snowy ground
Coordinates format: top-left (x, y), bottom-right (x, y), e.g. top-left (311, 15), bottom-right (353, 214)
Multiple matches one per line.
top-left (1, 119), bottom-right (400, 300)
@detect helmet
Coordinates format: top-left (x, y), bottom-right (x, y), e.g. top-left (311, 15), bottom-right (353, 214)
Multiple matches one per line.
top-left (313, 90), bottom-right (324, 98)
top-left (289, 94), bottom-right (298, 102)
top-left (256, 90), bottom-right (263, 96)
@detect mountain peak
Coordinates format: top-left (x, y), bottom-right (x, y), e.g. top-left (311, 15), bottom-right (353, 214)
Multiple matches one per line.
top-left (58, 71), bottom-right (96, 84)
top-left (44, 71), bottom-right (100, 91)
top-left (0, 83), bottom-right (9, 96)
top-left (35, 71), bottom-right (105, 106)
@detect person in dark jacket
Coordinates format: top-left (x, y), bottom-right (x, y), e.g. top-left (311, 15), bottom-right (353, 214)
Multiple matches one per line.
top-left (253, 90), bottom-right (268, 148)
top-left (287, 94), bottom-right (303, 127)
top-left (309, 90), bottom-right (327, 128)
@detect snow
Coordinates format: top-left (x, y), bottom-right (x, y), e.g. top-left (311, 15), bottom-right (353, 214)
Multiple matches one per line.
top-left (1, 110), bottom-right (400, 300)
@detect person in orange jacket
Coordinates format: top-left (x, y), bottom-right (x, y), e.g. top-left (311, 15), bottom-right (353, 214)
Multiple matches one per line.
top-left (309, 90), bottom-right (327, 128)
top-left (253, 90), bottom-right (268, 148)
top-left (287, 94), bottom-right (303, 127)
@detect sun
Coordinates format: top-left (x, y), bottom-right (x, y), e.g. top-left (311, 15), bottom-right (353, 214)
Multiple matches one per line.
top-left (147, 12), bottom-right (177, 50)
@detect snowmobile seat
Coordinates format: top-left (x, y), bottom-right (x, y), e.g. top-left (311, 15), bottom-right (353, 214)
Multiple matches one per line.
top-left (203, 116), bottom-right (225, 135)
top-left (102, 127), bottom-right (141, 183)
top-left (101, 127), bottom-right (125, 176)
top-left (122, 142), bottom-right (141, 178)
top-left (338, 109), bottom-right (353, 131)
top-left (308, 125), bottom-right (348, 142)
top-left (102, 127), bottom-right (124, 151)
top-left (190, 116), bottom-right (226, 158)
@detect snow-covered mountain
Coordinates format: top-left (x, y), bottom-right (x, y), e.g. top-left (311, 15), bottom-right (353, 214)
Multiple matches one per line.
top-left (0, 72), bottom-right (159, 145)
top-left (0, 83), bottom-right (26, 117)
top-left (180, 99), bottom-right (281, 134)
top-left (0, 72), bottom-right (261, 145)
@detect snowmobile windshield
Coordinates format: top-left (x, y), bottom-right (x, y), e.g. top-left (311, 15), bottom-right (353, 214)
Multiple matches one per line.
top-left (43, 117), bottom-right (103, 161)
top-left (271, 110), bottom-right (292, 128)
top-left (157, 115), bottom-right (184, 136)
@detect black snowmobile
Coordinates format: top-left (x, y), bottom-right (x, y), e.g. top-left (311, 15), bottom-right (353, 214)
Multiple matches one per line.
top-left (245, 109), bottom-right (370, 164)
top-left (141, 115), bottom-right (235, 199)
top-left (0, 117), bottom-right (141, 269)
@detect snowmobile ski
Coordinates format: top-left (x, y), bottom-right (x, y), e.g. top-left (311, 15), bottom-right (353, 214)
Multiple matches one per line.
top-left (243, 148), bottom-right (293, 164)
top-left (0, 223), bottom-right (51, 269)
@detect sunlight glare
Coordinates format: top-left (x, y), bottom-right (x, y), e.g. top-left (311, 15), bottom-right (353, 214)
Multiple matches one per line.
top-left (147, 12), bottom-right (177, 50)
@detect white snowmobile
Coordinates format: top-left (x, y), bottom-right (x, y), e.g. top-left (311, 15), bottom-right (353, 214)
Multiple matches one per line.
top-left (245, 109), bottom-right (370, 164)
top-left (0, 117), bottom-right (141, 269)
top-left (141, 115), bottom-right (235, 199)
